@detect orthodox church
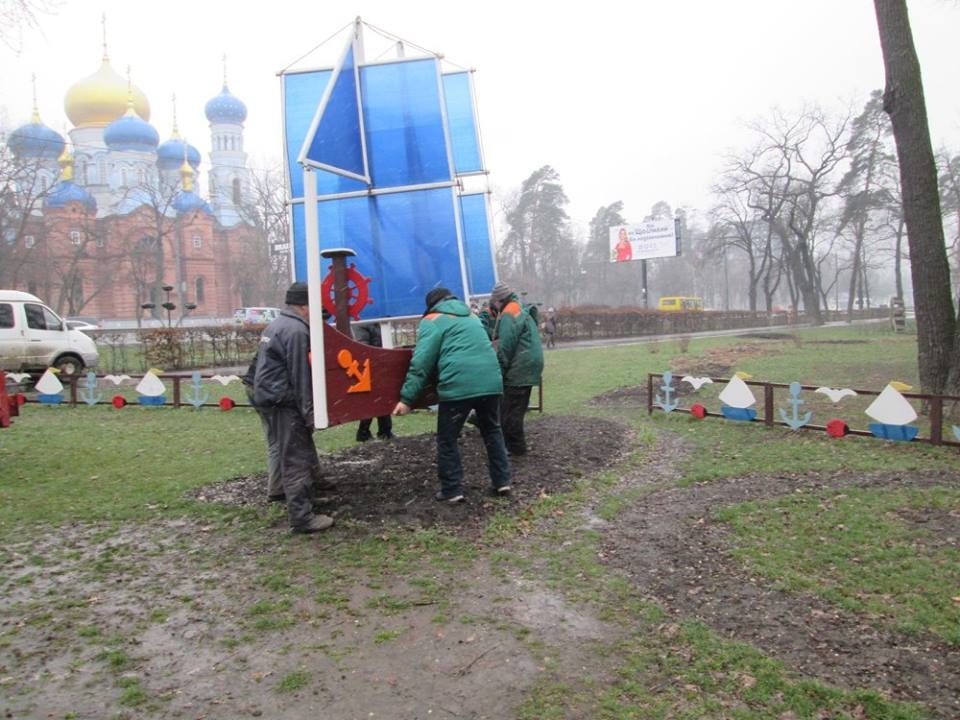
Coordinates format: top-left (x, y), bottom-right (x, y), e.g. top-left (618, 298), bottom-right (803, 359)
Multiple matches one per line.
top-left (3, 34), bottom-right (258, 323)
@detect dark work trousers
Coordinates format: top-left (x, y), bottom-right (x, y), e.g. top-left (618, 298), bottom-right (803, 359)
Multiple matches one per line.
top-left (436, 394), bottom-right (511, 498)
top-left (255, 407), bottom-right (282, 498)
top-left (264, 406), bottom-right (318, 529)
top-left (501, 385), bottom-right (533, 455)
top-left (356, 414), bottom-right (393, 440)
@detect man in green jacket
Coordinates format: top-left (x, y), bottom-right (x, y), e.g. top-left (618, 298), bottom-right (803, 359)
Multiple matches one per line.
top-left (490, 281), bottom-right (545, 456)
top-left (393, 287), bottom-right (512, 502)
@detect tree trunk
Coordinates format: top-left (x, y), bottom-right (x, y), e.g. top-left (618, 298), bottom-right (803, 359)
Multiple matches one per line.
top-left (874, 0), bottom-right (957, 394)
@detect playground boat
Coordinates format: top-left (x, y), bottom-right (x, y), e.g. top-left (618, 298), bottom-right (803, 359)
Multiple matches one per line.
top-left (865, 384), bottom-right (918, 441)
top-left (719, 375), bottom-right (757, 421)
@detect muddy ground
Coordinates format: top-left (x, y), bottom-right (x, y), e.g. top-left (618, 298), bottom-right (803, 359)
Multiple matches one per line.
top-left (3, 406), bottom-right (959, 718)
top-left (189, 415), bottom-right (626, 535)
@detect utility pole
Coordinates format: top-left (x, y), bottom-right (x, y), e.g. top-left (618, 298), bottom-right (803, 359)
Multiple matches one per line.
top-left (641, 260), bottom-right (648, 308)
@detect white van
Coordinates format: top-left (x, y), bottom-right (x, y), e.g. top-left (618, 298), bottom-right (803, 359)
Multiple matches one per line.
top-left (0, 290), bottom-right (99, 376)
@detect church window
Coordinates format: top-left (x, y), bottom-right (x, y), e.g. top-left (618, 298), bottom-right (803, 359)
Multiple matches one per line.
top-left (98, 159), bottom-right (107, 184)
top-left (195, 276), bottom-right (205, 303)
top-left (232, 178), bottom-right (242, 205)
top-left (192, 234), bottom-right (202, 249)
top-left (96, 235), bottom-right (105, 248)
top-left (24, 235), bottom-right (35, 249)
top-left (69, 230), bottom-right (82, 245)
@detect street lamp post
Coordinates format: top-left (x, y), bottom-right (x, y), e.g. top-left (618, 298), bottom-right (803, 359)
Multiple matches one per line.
top-left (160, 285), bottom-right (175, 328)
top-left (141, 285), bottom-right (178, 328)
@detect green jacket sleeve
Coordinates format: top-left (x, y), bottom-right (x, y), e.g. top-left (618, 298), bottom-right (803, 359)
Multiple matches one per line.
top-left (495, 307), bottom-right (521, 373)
top-left (399, 318), bottom-right (443, 404)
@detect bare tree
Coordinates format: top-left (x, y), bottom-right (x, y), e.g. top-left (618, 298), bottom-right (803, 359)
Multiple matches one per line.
top-left (0, 149), bottom-right (53, 287)
top-left (238, 164), bottom-right (290, 305)
top-left (734, 107), bottom-right (850, 324)
top-left (0, 0), bottom-right (61, 53)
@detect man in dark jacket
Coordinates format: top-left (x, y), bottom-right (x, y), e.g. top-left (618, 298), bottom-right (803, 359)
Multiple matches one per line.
top-left (490, 281), bottom-right (545, 456)
top-left (352, 321), bottom-right (394, 442)
top-left (392, 288), bottom-right (511, 502)
top-left (252, 282), bottom-right (334, 534)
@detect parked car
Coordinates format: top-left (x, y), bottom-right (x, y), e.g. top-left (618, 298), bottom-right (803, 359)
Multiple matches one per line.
top-left (0, 290), bottom-right (99, 376)
top-left (65, 317), bottom-right (102, 332)
top-left (233, 307), bottom-right (281, 325)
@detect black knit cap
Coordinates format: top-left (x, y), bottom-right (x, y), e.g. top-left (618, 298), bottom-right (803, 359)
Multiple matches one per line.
top-left (285, 282), bottom-right (309, 306)
top-left (425, 287), bottom-right (453, 312)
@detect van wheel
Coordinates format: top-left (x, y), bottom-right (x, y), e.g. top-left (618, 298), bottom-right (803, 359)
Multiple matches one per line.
top-left (54, 355), bottom-right (84, 377)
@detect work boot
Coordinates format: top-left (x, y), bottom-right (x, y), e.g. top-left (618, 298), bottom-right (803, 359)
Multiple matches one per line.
top-left (291, 514), bottom-right (334, 534)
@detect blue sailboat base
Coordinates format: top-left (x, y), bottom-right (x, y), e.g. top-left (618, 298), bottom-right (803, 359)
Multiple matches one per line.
top-left (721, 406), bottom-right (757, 421)
top-left (868, 423), bottom-right (918, 441)
top-left (138, 395), bottom-right (166, 406)
top-left (37, 394), bottom-right (63, 404)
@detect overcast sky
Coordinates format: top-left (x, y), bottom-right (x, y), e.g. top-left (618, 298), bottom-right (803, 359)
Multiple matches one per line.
top-left (2, 0), bottom-right (958, 230)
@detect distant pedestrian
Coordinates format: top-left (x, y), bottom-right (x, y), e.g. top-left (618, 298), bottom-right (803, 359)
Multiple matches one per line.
top-left (542, 307), bottom-right (557, 349)
top-left (251, 282), bottom-right (334, 534)
top-left (352, 321), bottom-right (395, 442)
top-left (490, 281), bottom-right (544, 456)
top-left (393, 287), bottom-right (511, 502)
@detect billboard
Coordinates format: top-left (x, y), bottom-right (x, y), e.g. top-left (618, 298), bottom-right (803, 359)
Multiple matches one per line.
top-left (609, 219), bottom-right (680, 263)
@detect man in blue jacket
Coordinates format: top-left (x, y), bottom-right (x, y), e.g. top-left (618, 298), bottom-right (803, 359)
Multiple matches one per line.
top-left (252, 282), bottom-right (334, 534)
top-left (393, 287), bottom-right (511, 502)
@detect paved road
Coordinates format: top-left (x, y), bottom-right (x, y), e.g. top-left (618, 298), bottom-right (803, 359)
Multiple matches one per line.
top-left (549, 317), bottom-right (891, 351)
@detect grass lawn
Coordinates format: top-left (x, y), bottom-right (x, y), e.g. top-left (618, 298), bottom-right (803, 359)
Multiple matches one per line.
top-left (1, 322), bottom-right (957, 719)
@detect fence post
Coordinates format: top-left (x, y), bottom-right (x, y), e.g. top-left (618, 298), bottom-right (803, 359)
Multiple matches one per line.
top-left (764, 384), bottom-right (774, 426)
top-left (929, 395), bottom-right (943, 445)
top-left (647, 374), bottom-right (653, 415)
top-left (69, 375), bottom-right (78, 406)
top-left (173, 377), bottom-right (181, 408)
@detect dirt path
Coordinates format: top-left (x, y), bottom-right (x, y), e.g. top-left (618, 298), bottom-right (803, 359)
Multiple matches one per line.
top-left (601, 460), bottom-right (960, 719)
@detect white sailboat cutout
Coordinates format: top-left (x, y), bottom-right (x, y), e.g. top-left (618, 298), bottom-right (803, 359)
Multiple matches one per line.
top-left (136, 369), bottom-right (166, 406)
top-left (719, 375), bottom-right (757, 421)
top-left (35, 368), bottom-right (64, 403)
top-left (865, 383), bottom-right (918, 441)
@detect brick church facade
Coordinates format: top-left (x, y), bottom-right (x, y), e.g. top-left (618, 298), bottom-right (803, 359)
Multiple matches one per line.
top-left (3, 31), bottom-right (257, 323)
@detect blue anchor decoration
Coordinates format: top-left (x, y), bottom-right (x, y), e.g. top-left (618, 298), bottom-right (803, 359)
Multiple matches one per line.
top-left (184, 371), bottom-right (210, 408)
top-left (953, 425), bottom-right (960, 442)
top-left (77, 371), bottom-right (102, 406)
top-left (778, 381), bottom-right (812, 430)
top-left (655, 371), bottom-right (679, 413)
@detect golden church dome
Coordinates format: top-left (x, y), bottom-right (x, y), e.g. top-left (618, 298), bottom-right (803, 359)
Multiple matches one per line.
top-left (64, 57), bottom-right (150, 128)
